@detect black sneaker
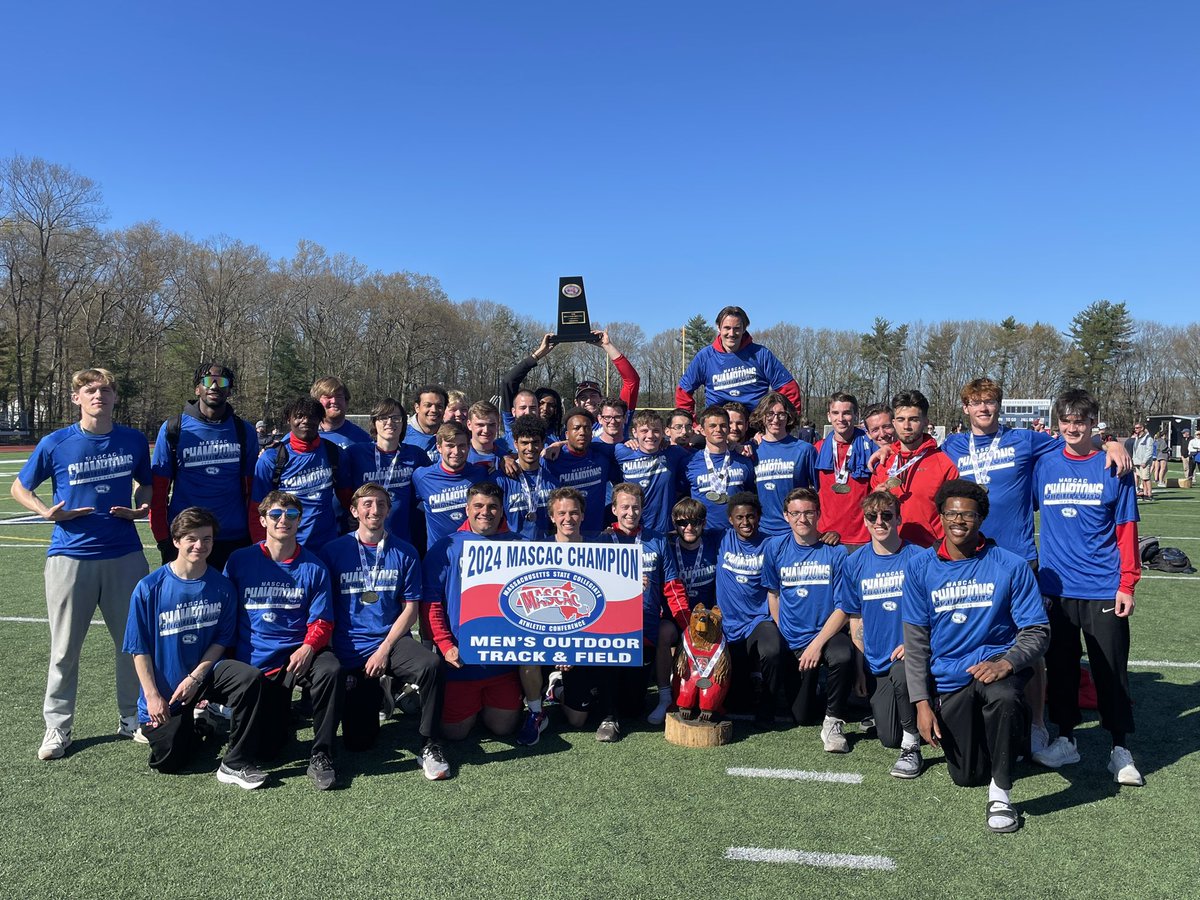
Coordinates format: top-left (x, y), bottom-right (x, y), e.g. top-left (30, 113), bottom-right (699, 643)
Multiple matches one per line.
top-left (216, 761), bottom-right (268, 790)
top-left (595, 717), bottom-right (621, 742)
top-left (307, 752), bottom-right (336, 790)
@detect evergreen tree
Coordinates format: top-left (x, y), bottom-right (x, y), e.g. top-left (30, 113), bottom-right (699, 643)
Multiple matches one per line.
top-left (1064, 300), bottom-right (1134, 395)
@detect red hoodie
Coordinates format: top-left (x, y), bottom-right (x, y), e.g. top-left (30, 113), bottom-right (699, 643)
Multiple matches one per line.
top-left (869, 434), bottom-right (959, 548)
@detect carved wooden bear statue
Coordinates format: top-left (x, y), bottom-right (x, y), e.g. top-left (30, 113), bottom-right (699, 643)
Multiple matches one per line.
top-left (672, 604), bottom-right (730, 721)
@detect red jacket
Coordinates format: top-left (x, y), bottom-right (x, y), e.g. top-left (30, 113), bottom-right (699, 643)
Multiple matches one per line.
top-left (869, 434), bottom-right (959, 548)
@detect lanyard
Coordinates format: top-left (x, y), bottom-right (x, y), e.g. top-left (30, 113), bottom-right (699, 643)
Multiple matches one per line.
top-left (519, 468), bottom-right (544, 515)
top-left (833, 438), bottom-right (852, 485)
top-left (672, 537), bottom-right (697, 598)
top-left (888, 448), bottom-right (929, 485)
top-left (967, 426), bottom-right (1005, 486)
top-left (374, 445), bottom-right (401, 490)
top-left (355, 534), bottom-right (387, 593)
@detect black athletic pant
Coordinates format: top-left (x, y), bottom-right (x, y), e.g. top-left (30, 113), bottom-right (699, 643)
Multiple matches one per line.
top-left (1045, 596), bottom-right (1134, 739)
top-left (341, 635), bottom-right (444, 749)
top-left (936, 667), bottom-right (1032, 790)
top-left (726, 619), bottom-right (789, 719)
top-left (785, 631), bottom-right (855, 725)
top-left (259, 648), bottom-right (344, 759)
top-left (562, 660), bottom-right (653, 721)
top-left (145, 659), bottom-right (268, 772)
top-left (868, 658), bottom-right (917, 749)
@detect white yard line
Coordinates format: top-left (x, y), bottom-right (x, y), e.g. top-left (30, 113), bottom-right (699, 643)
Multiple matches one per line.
top-left (726, 767), bottom-right (863, 784)
top-left (0, 617), bottom-right (104, 625)
top-left (1129, 659), bottom-right (1200, 670)
top-left (725, 847), bottom-right (896, 871)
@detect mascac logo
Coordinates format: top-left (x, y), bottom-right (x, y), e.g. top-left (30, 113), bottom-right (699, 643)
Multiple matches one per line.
top-left (499, 570), bottom-right (605, 633)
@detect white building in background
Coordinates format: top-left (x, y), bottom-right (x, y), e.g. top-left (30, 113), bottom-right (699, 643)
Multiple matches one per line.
top-left (1000, 398), bottom-right (1052, 428)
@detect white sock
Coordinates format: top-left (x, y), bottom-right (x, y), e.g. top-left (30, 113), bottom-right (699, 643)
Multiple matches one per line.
top-left (988, 779), bottom-right (1010, 805)
top-left (901, 730), bottom-right (920, 750)
top-left (527, 699), bottom-right (542, 714)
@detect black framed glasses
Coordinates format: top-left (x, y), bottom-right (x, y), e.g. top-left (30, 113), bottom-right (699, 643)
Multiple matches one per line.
top-left (941, 510), bottom-right (981, 523)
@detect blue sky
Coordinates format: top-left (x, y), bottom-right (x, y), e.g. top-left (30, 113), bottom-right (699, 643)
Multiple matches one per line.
top-left (7, 2), bottom-right (1197, 335)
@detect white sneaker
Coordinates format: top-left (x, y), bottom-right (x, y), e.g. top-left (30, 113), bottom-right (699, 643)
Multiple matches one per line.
top-left (117, 715), bottom-right (139, 738)
top-left (1032, 735), bottom-right (1080, 768)
top-left (1108, 746), bottom-right (1145, 786)
top-left (820, 716), bottom-right (849, 753)
top-left (132, 726), bottom-right (150, 745)
top-left (1030, 722), bottom-right (1050, 756)
top-left (418, 741), bottom-right (450, 780)
top-left (38, 727), bottom-right (72, 760)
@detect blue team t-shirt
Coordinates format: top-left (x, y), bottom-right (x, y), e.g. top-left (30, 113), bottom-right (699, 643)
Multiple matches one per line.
top-left (599, 527), bottom-right (679, 647)
top-left (19, 424), bottom-right (152, 560)
top-left (714, 529), bottom-right (771, 641)
top-left (122, 564), bottom-right (238, 724)
top-left (495, 468), bottom-right (552, 540)
top-left (837, 541), bottom-right (924, 675)
top-left (901, 543), bottom-right (1048, 694)
top-left (541, 443), bottom-right (620, 533)
top-left (412, 463), bottom-right (493, 550)
top-left (320, 419), bottom-right (372, 449)
top-left (942, 427), bottom-right (1060, 560)
top-left (320, 532), bottom-right (423, 668)
top-left (669, 529), bottom-right (723, 610)
top-left (1033, 449), bottom-right (1139, 600)
top-left (342, 442), bottom-right (429, 543)
top-left (613, 444), bottom-right (691, 534)
top-left (251, 441), bottom-right (344, 552)
top-left (685, 450), bottom-right (756, 529)
top-left (754, 436), bottom-right (818, 536)
top-left (678, 341), bottom-right (795, 409)
top-left (422, 528), bottom-right (525, 682)
top-left (152, 413), bottom-right (259, 540)
top-left (761, 537), bottom-right (847, 651)
top-left (401, 426), bottom-right (440, 463)
top-left (224, 543), bottom-right (334, 671)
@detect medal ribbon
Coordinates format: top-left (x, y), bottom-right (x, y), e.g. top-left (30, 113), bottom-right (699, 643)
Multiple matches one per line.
top-left (704, 451), bottom-right (732, 494)
top-left (682, 629), bottom-right (726, 679)
top-left (519, 468), bottom-right (544, 518)
top-left (967, 426), bottom-right (1005, 486)
top-left (887, 448), bottom-right (929, 486)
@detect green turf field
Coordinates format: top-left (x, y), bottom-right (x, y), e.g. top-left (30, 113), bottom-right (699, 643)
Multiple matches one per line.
top-left (1, 450), bottom-right (1197, 899)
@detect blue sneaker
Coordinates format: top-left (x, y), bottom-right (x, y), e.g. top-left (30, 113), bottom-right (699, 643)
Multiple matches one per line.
top-left (516, 709), bottom-right (548, 746)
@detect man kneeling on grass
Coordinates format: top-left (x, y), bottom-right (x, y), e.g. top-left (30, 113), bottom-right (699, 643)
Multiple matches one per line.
top-left (902, 480), bottom-right (1049, 833)
top-left (123, 507), bottom-right (270, 789)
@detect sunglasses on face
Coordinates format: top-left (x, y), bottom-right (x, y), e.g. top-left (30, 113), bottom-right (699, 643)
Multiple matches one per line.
top-left (200, 376), bottom-right (231, 389)
top-left (266, 508), bottom-right (301, 521)
top-left (865, 511), bottom-right (896, 523)
top-left (674, 519), bottom-right (703, 529)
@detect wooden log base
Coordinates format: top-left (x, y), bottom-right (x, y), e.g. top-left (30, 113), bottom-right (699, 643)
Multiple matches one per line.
top-left (664, 711), bottom-right (733, 747)
top-left (1168, 477), bottom-right (1191, 489)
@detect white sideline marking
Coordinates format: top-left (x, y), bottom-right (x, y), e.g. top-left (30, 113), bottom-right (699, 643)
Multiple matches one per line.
top-left (725, 847), bottom-right (896, 870)
top-left (1129, 659), bottom-right (1200, 670)
top-left (0, 617), bottom-right (103, 625)
top-left (727, 767), bottom-right (863, 784)
top-left (1138, 574), bottom-right (1200, 580)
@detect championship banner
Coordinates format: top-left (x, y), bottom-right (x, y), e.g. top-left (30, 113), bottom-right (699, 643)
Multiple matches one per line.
top-left (457, 541), bottom-right (644, 667)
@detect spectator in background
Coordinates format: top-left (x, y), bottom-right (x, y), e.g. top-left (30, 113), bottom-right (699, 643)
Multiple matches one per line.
top-left (1152, 430), bottom-right (1169, 487)
top-left (796, 419), bottom-right (818, 445)
top-left (1128, 422), bottom-right (1156, 502)
top-left (1187, 430), bottom-right (1200, 483)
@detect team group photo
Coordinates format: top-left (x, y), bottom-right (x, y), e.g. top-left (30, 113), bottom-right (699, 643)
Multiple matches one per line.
top-left (2, 3), bottom-right (1197, 898)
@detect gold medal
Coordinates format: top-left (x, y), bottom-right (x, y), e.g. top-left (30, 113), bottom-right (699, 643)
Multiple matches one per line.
top-left (832, 483), bottom-right (852, 494)
top-left (885, 477), bottom-right (902, 490)
top-left (361, 590), bottom-right (378, 604)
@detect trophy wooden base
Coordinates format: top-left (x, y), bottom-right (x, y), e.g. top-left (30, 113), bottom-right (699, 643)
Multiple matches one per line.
top-left (664, 711), bottom-right (732, 747)
top-left (1169, 477), bottom-right (1191, 489)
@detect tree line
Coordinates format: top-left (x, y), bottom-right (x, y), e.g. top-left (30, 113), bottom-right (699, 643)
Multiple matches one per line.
top-left (3, 154), bottom-right (1195, 438)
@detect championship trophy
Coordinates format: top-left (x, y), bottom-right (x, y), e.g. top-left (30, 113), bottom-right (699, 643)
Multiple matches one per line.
top-left (550, 276), bottom-right (602, 345)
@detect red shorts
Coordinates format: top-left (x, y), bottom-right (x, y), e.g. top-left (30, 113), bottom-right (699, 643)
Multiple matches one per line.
top-left (441, 673), bottom-right (522, 724)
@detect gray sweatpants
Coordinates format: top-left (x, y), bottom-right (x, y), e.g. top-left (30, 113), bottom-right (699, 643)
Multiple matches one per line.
top-left (44, 551), bottom-right (149, 731)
